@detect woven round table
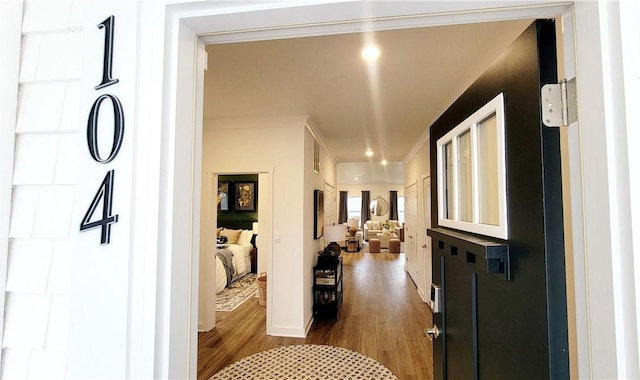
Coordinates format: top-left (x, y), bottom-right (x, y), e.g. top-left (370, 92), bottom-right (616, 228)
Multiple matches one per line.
top-left (210, 344), bottom-right (398, 380)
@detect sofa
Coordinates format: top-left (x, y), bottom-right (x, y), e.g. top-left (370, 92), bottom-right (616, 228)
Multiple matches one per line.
top-left (364, 220), bottom-right (399, 241)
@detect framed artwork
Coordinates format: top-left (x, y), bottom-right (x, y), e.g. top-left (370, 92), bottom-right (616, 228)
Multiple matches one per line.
top-left (217, 182), bottom-right (230, 212)
top-left (314, 189), bottom-right (324, 239)
top-left (235, 182), bottom-right (256, 211)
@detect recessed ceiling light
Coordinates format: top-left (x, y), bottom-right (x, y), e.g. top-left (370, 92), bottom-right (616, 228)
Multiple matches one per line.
top-left (361, 46), bottom-right (380, 62)
top-left (354, 177), bottom-right (359, 181)
top-left (365, 150), bottom-right (374, 157)
top-left (381, 159), bottom-right (388, 165)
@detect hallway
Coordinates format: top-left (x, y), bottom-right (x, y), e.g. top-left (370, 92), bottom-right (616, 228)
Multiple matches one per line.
top-left (197, 251), bottom-right (433, 380)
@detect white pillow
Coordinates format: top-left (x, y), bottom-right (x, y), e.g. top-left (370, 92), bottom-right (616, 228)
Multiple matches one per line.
top-left (371, 221), bottom-right (381, 230)
top-left (237, 229), bottom-right (253, 245)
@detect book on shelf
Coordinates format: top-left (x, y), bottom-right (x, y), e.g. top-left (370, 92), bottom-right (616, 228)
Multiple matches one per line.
top-left (315, 269), bottom-right (336, 285)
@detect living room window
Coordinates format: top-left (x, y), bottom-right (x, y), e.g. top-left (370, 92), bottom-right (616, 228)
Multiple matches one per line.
top-left (436, 93), bottom-right (508, 239)
top-left (397, 196), bottom-right (405, 223)
top-left (346, 195), bottom-right (404, 224)
top-left (347, 196), bottom-right (361, 221)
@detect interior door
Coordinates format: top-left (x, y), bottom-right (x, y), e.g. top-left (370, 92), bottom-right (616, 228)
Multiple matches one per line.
top-left (422, 176), bottom-right (432, 300)
top-left (324, 183), bottom-right (335, 225)
top-left (428, 20), bottom-right (568, 379)
top-left (404, 183), bottom-right (418, 280)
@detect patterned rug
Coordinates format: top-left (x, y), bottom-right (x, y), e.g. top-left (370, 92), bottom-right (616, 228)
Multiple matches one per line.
top-left (210, 344), bottom-right (398, 379)
top-left (216, 273), bottom-right (257, 312)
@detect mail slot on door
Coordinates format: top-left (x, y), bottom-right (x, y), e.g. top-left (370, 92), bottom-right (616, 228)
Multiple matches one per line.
top-left (428, 283), bottom-right (442, 313)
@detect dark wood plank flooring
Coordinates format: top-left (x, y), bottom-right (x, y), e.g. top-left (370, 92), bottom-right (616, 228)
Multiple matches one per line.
top-left (198, 250), bottom-right (434, 380)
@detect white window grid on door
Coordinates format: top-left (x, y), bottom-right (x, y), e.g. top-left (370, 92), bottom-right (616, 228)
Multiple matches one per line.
top-left (436, 93), bottom-right (508, 240)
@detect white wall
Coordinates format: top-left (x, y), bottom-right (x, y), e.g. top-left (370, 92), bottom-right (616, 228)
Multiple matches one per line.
top-left (68, 1), bottom-right (142, 377)
top-left (201, 117), bottom-right (336, 336)
top-left (305, 125), bottom-right (338, 331)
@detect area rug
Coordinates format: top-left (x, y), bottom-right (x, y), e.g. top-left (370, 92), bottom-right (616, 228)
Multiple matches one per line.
top-left (210, 344), bottom-right (398, 379)
top-left (216, 273), bottom-right (257, 312)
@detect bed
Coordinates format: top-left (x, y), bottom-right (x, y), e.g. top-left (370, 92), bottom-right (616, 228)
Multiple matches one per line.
top-left (215, 227), bottom-right (255, 293)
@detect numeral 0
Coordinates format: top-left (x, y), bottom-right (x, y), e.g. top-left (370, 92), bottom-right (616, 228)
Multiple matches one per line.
top-left (87, 94), bottom-right (125, 163)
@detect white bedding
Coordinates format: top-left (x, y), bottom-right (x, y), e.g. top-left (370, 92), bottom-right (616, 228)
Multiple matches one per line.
top-left (215, 243), bottom-right (253, 293)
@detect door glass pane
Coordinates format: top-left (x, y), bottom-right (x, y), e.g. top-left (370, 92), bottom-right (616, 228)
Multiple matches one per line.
top-left (457, 130), bottom-right (473, 222)
top-left (477, 113), bottom-right (499, 225)
top-left (435, 93), bottom-right (506, 239)
top-left (444, 142), bottom-right (454, 219)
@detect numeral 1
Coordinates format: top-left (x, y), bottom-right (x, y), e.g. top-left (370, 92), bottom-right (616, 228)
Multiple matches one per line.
top-left (80, 170), bottom-right (119, 245)
top-left (95, 15), bottom-right (119, 90)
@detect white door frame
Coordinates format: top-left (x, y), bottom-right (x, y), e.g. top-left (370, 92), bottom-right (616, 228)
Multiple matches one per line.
top-left (153, 1), bottom-right (634, 378)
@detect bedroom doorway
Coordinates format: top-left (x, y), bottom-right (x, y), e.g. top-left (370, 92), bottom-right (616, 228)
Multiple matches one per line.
top-left (199, 166), bottom-right (272, 332)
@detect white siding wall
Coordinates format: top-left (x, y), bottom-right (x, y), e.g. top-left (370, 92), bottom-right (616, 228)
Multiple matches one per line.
top-left (1, 2), bottom-right (81, 378)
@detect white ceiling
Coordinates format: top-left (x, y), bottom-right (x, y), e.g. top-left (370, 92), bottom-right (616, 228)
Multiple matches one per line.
top-left (203, 19), bottom-right (532, 184)
top-left (337, 162), bottom-right (404, 185)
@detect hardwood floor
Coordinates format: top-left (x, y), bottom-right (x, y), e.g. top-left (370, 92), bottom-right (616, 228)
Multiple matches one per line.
top-left (198, 250), bottom-right (434, 380)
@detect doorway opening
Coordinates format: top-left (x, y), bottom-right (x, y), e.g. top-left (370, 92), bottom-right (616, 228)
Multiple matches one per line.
top-left (162, 2), bottom-right (576, 378)
top-left (198, 171), bottom-right (266, 333)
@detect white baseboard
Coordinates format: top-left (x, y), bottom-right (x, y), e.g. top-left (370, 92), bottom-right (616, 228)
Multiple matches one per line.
top-left (269, 324), bottom-right (308, 338)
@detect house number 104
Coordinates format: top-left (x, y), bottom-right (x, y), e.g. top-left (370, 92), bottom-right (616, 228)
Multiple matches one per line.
top-left (79, 15), bottom-right (123, 245)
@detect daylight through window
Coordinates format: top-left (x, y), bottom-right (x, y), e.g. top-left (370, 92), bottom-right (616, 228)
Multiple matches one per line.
top-left (436, 93), bottom-right (508, 239)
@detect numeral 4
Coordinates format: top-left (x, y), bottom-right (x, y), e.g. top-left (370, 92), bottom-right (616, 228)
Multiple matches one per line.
top-left (80, 170), bottom-right (119, 245)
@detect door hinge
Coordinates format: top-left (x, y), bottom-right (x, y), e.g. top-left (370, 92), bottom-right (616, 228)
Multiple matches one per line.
top-left (198, 44), bottom-right (208, 71)
top-left (541, 77), bottom-right (577, 127)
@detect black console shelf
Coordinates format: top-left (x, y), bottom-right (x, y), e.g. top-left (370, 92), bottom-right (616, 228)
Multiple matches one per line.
top-left (313, 257), bottom-right (343, 321)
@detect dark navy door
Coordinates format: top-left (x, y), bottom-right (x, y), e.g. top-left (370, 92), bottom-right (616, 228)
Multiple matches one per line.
top-left (428, 20), bottom-right (568, 380)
